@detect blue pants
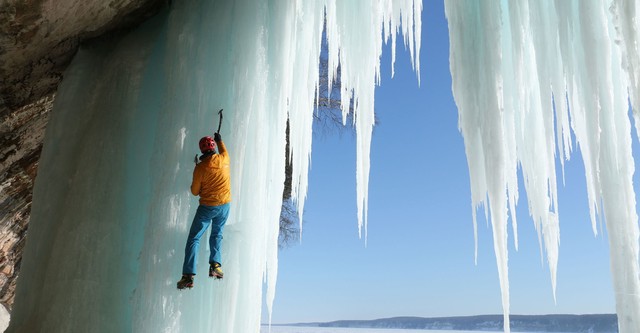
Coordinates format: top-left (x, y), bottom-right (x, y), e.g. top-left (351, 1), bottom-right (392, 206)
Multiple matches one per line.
top-left (182, 203), bottom-right (230, 275)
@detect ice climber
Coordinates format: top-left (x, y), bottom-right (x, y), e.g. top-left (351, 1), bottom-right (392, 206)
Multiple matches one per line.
top-left (177, 132), bottom-right (231, 290)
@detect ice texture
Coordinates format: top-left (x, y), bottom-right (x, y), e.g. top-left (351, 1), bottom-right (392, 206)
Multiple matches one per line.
top-left (445, 1), bottom-right (639, 332)
top-left (7, 1), bottom-right (420, 332)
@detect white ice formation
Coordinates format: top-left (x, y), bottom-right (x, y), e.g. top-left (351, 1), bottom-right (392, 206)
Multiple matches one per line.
top-left (9, 1), bottom-right (640, 332)
top-left (445, 1), bottom-right (640, 332)
top-left (7, 1), bottom-right (421, 332)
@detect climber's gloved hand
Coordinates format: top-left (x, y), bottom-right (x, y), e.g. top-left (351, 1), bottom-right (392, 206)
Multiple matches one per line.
top-left (214, 133), bottom-right (222, 142)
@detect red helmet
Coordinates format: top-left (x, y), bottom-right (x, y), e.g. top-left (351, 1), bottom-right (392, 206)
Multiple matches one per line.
top-left (199, 136), bottom-right (217, 153)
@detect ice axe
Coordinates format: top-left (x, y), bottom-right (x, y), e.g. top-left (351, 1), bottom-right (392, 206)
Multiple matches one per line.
top-left (216, 109), bottom-right (224, 134)
top-left (195, 108), bottom-right (225, 164)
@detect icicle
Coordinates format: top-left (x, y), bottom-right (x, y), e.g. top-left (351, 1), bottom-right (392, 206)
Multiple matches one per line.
top-left (322, 0), bottom-right (421, 240)
top-left (8, 1), bottom-right (422, 332)
top-left (445, 0), bottom-right (640, 332)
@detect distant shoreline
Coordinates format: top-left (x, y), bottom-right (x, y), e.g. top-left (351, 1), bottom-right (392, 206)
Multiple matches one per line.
top-left (270, 314), bottom-right (618, 332)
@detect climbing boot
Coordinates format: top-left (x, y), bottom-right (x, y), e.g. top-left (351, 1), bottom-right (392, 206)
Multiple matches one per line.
top-left (209, 262), bottom-right (224, 279)
top-left (177, 274), bottom-right (194, 289)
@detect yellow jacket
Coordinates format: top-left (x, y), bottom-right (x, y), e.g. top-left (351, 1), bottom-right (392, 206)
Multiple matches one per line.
top-left (191, 141), bottom-right (231, 206)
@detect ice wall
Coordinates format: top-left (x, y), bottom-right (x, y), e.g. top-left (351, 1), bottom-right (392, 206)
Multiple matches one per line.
top-left (8, 1), bottom-right (420, 332)
top-left (445, 1), bottom-right (640, 332)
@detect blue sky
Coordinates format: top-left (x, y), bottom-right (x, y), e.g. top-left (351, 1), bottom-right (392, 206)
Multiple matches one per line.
top-left (265, 0), bottom-right (621, 324)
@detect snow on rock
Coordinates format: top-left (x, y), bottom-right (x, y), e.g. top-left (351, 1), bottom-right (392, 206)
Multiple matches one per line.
top-left (0, 304), bottom-right (9, 332)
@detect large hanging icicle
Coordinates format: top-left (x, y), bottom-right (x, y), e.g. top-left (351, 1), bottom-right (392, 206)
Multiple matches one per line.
top-left (319, 0), bottom-right (421, 240)
top-left (445, 1), bottom-right (640, 332)
top-left (8, 1), bottom-right (420, 332)
top-left (611, 0), bottom-right (640, 140)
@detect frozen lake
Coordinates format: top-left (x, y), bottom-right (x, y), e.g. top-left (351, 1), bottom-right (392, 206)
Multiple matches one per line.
top-left (260, 327), bottom-right (552, 333)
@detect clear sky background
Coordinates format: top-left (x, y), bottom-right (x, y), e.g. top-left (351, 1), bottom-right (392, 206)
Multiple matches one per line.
top-left (264, 0), bottom-right (625, 324)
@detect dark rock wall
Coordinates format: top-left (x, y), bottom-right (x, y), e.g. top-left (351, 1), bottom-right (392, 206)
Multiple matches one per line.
top-left (0, 0), bottom-right (166, 310)
top-left (0, 94), bottom-right (52, 310)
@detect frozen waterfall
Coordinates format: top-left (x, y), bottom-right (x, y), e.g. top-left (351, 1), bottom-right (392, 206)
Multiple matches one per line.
top-left (7, 1), bottom-right (420, 332)
top-left (8, 0), bottom-right (640, 332)
top-left (445, 0), bottom-right (640, 332)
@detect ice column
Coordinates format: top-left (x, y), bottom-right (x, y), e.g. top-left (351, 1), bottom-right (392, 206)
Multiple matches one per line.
top-left (445, 0), bottom-right (640, 332)
top-left (611, 0), bottom-right (640, 139)
top-left (8, 1), bottom-right (421, 332)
